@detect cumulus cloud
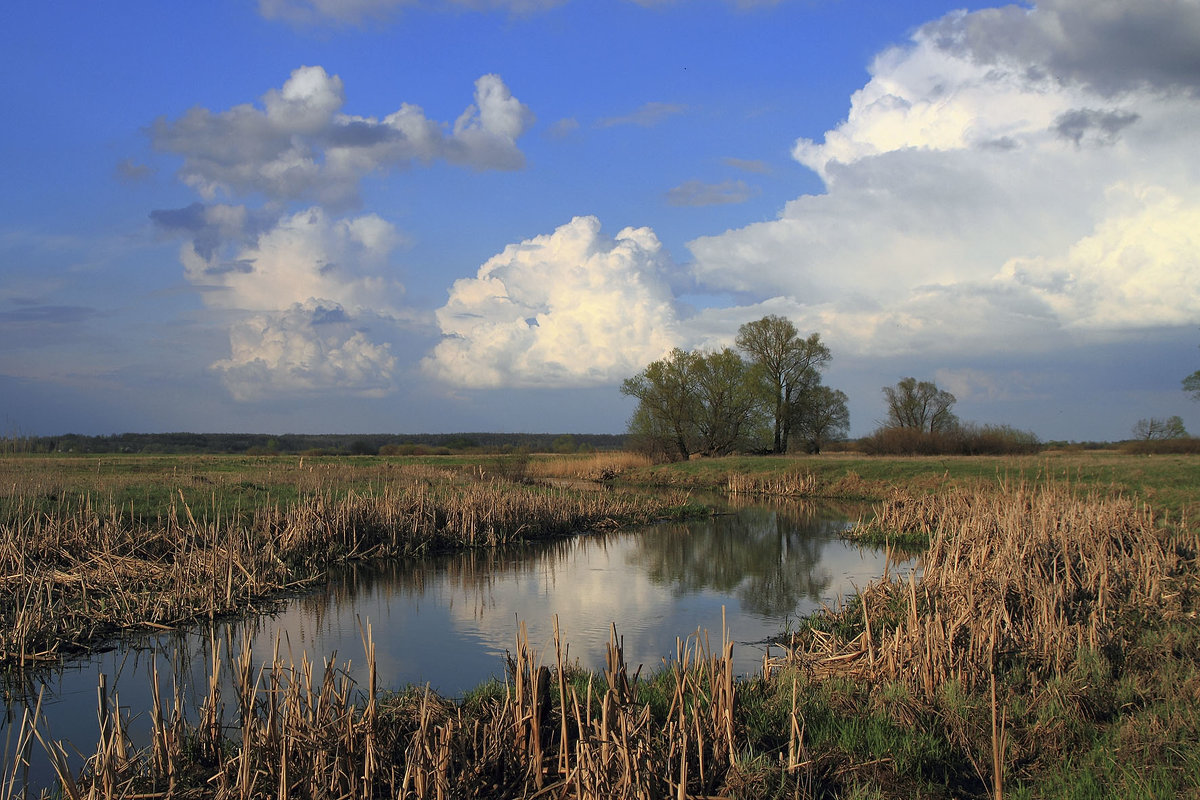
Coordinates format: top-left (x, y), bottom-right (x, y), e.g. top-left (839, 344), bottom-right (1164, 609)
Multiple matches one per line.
top-left (150, 67), bottom-right (533, 207)
top-left (154, 203), bottom-right (408, 399)
top-left (689, 0), bottom-right (1200, 361)
top-left (924, 0), bottom-right (1200, 97)
top-left (425, 216), bottom-right (680, 387)
top-left (212, 300), bottom-right (397, 401)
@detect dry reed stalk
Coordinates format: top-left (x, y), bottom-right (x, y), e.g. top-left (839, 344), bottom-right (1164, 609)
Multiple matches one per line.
top-left (726, 471), bottom-right (821, 498)
top-left (525, 452), bottom-right (653, 482)
top-left (36, 616), bottom-right (752, 799)
top-left (792, 482), bottom-right (1189, 700)
top-left (2, 469), bottom-right (693, 669)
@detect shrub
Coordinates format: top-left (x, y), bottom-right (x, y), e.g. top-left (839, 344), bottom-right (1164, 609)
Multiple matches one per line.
top-left (1120, 436), bottom-right (1200, 455)
top-left (860, 423), bottom-right (1042, 456)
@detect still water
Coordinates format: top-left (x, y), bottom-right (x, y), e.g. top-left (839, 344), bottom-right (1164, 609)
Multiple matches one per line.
top-left (3, 502), bottom-right (899, 790)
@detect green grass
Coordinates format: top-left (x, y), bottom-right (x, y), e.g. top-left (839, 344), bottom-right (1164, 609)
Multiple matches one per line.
top-left (623, 450), bottom-right (1200, 519)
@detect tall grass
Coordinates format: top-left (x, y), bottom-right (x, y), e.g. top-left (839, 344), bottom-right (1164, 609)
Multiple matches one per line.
top-left (0, 466), bottom-right (697, 668)
top-left (525, 452), bottom-right (654, 482)
top-left (790, 480), bottom-right (1198, 794)
top-left (34, 619), bottom-right (746, 799)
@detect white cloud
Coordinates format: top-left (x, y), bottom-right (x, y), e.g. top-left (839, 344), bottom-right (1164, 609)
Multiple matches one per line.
top-left (179, 206), bottom-right (404, 315)
top-left (151, 67), bottom-right (533, 207)
top-left (688, 0), bottom-right (1200, 361)
top-left (159, 205), bottom-right (409, 400)
top-left (425, 216), bottom-right (680, 387)
top-left (212, 300), bottom-right (397, 401)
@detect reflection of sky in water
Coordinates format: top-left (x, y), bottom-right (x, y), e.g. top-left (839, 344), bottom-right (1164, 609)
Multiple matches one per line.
top-left (3, 503), bottom-right (906, 792)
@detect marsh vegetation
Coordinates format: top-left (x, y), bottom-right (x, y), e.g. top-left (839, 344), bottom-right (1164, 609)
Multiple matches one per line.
top-left (1, 450), bottom-right (1197, 797)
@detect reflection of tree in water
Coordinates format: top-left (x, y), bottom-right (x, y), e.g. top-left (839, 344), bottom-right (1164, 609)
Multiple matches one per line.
top-left (625, 505), bottom-right (846, 617)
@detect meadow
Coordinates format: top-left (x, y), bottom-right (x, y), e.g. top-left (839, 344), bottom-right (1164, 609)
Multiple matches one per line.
top-left (1, 449), bottom-right (1197, 798)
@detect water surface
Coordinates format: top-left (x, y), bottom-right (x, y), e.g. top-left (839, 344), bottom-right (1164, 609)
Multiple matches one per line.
top-left (2, 501), bottom-right (900, 790)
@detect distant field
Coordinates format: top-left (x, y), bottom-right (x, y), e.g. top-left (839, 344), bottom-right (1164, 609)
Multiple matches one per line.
top-left (3, 448), bottom-right (1196, 522)
top-left (623, 449), bottom-right (1200, 520)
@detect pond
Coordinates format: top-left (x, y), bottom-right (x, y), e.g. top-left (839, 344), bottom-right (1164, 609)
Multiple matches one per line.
top-left (2, 501), bottom-right (903, 792)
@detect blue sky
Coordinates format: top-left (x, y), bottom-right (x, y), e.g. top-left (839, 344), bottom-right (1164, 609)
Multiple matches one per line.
top-left (2, 0), bottom-right (1198, 440)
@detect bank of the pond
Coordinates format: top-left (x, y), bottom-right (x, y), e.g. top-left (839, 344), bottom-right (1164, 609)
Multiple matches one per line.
top-left (6, 451), bottom-right (1199, 798)
top-left (618, 450), bottom-right (1200, 520)
top-left (37, 478), bottom-right (1199, 799)
top-left (0, 461), bottom-right (706, 669)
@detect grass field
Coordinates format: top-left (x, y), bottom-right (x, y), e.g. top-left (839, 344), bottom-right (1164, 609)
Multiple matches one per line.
top-left (1, 450), bottom-right (1197, 798)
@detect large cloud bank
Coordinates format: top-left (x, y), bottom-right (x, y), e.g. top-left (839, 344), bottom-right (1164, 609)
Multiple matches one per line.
top-left (688, 0), bottom-right (1200, 358)
top-left (424, 216), bottom-right (680, 387)
top-left (426, 0), bottom-right (1200, 394)
top-left (152, 68), bottom-right (532, 400)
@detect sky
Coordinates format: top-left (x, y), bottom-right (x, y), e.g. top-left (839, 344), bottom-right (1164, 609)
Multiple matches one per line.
top-left (2, 0), bottom-right (1199, 441)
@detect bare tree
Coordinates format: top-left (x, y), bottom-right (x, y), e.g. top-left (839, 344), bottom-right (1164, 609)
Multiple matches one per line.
top-left (882, 377), bottom-right (958, 434)
top-left (1131, 416), bottom-right (1188, 440)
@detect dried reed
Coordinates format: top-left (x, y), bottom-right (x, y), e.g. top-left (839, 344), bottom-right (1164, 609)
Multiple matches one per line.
top-left (36, 618), bottom-right (744, 799)
top-left (525, 452), bottom-right (654, 483)
top-left (796, 481), bottom-right (1186, 692)
top-left (726, 471), bottom-right (821, 498)
top-left (0, 468), bottom-right (696, 669)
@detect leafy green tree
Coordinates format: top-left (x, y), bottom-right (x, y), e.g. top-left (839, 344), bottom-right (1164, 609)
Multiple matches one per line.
top-left (882, 377), bottom-right (958, 433)
top-left (691, 348), bottom-right (764, 456)
top-left (735, 315), bottom-right (831, 453)
top-left (790, 385), bottom-right (850, 454)
top-left (1131, 416), bottom-right (1188, 440)
top-left (1185, 370), bottom-right (1200, 402)
top-left (621, 348), bottom-right (702, 459)
top-left (621, 347), bottom-right (764, 459)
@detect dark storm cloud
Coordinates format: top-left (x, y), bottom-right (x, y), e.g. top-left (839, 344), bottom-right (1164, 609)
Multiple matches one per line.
top-left (926, 0), bottom-right (1200, 96)
top-left (1053, 108), bottom-right (1141, 145)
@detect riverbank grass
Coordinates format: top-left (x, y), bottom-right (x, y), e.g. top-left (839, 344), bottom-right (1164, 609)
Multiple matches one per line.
top-left (3, 450), bottom-right (1197, 797)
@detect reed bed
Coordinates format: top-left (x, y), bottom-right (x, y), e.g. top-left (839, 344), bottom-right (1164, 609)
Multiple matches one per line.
top-left (785, 481), bottom-right (1198, 794)
top-left (31, 618), bottom-right (750, 800)
top-left (725, 470), bottom-right (821, 498)
top-left (525, 452), bottom-right (654, 483)
top-left (801, 481), bottom-right (1190, 693)
top-left (0, 468), bottom-right (698, 669)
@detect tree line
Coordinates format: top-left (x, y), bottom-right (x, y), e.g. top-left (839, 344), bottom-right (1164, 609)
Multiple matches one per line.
top-left (5, 432), bottom-right (629, 456)
top-left (621, 315), bottom-right (1048, 458)
top-left (620, 315), bottom-right (849, 459)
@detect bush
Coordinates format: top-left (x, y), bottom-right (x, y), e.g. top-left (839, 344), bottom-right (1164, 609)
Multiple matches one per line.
top-left (860, 424), bottom-right (1042, 456)
top-left (1120, 437), bottom-right (1200, 455)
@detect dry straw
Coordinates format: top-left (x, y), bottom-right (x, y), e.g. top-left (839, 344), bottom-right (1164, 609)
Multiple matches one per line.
top-left (0, 468), bottom-right (691, 668)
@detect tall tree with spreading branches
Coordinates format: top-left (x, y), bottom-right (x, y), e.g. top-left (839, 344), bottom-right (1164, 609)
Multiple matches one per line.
top-left (882, 377), bottom-right (958, 434)
top-left (735, 315), bottom-right (831, 453)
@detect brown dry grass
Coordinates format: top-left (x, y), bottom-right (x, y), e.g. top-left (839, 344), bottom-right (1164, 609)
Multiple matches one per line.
top-left (525, 452), bottom-right (655, 482)
top-left (800, 480), bottom-right (1191, 693)
top-left (31, 618), bottom-right (745, 800)
top-left (0, 466), bottom-right (696, 668)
